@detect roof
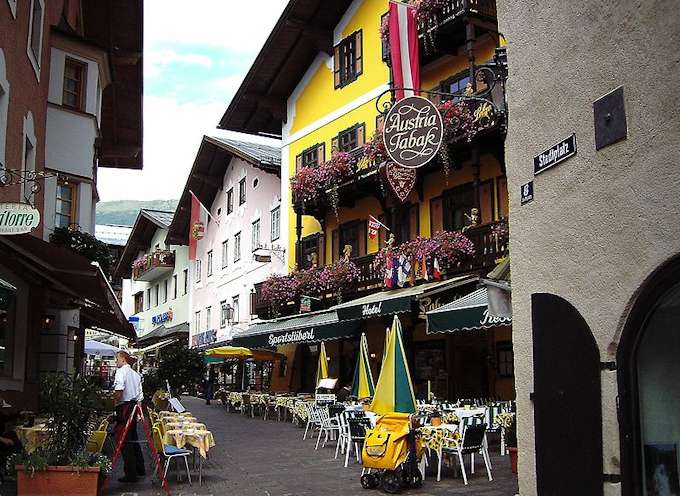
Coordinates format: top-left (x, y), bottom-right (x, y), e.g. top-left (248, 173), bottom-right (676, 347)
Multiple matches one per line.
top-left (166, 135), bottom-right (281, 245)
top-left (113, 209), bottom-right (176, 279)
top-left (218, 0), bottom-right (355, 135)
top-left (95, 224), bottom-right (133, 246)
top-left (0, 235), bottom-right (134, 339)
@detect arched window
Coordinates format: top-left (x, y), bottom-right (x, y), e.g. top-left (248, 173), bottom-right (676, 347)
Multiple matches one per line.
top-left (619, 254), bottom-right (680, 495)
top-left (0, 49), bottom-right (9, 170)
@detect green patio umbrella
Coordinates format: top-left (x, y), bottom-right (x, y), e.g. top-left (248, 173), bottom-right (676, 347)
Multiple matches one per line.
top-left (351, 333), bottom-right (375, 399)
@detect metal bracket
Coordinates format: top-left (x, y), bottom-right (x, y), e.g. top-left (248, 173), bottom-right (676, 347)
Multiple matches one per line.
top-left (600, 361), bottom-right (617, 371)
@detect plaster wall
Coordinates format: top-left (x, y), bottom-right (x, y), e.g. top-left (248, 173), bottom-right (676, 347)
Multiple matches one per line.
top-left (496, 1), bottom-right (680, 494)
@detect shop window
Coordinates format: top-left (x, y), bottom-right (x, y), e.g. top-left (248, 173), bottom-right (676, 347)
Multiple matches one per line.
top-left (63, 58), bottom-right (87, 110)
top-left (333, 123), bottom-right (366, 153)
top-left (295, 143), bottom-right (325, 171)
top-left (496, 341), bottom-right (514, 377)
top-left (133, 292), bottom-right (143, 314)
top-left (226, 188), bottom-right (234, 214)
top-left (0, 279), bottom-right (16, 377)
top-left (239, 177), bottom-right (246, 205)
top-left (55, 180), bottom-right (77, 229)
top-left (334, 30), bottom-right (363, 88)
top-left (252, 219), bottom-right (260, 251)
top-left (271, 207), bottom-right (280, 242)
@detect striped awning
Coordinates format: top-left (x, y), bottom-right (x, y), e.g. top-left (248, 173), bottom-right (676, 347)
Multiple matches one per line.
top-left (426, 286), bottom-right (511, 334)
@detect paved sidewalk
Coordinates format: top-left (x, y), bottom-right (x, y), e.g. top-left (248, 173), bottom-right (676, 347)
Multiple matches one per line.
top-left (107, 396), bottom-right (519, 496)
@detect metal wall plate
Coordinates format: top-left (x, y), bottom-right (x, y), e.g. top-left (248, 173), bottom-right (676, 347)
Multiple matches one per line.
top-left (594, 86), bottom-right (627, 150)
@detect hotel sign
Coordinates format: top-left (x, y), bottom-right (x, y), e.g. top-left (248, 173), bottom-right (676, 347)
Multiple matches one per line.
top-left (0, 203), bottom-right (40, 235)
top-left (336, 296), bottom-right (414, 321)
top-left (383, 96), bottom-right (443, 169)
top-left (533, 134), bottom-right (577, 175)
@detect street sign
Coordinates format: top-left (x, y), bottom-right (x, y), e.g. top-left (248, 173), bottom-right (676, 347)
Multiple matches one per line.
top-left (520, 181), bottom-right (534, 205)
top-left (533, 134), bottom-right (577, 175)
top-left (0, 203), bottom-right (40, 235)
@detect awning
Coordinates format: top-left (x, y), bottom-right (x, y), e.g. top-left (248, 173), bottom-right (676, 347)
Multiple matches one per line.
top-left (231, 309), bottom-right (361, 348)
top-left (335, 275), bottom-right (477, 321)
top-left (426, 286), bottom-right (511, 334)
top-left (133, 338), bottom-right (177, 354)
top-left (84, 339), bottom-right (120, 356)
top-left (135, 322), bottom-right (189, 347)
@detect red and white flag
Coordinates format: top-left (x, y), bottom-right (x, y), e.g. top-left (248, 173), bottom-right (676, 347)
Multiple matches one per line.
top-left (189, 191), bottom-right (209, 260)
top-left (388, 0), bottom-right (420, 100)
top-left (368, 215), bottom-right (386, 240)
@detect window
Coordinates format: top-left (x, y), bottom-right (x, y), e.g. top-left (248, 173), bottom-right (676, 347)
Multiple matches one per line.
top-left (334, 30), bottom-right (363, 88)
top-left (334, 221), bottom-right (367, 260)
top-left (301, 234), bottom-right (322, 269)
top-left (6, 0), bottom-right (17, 18)
top-left (380, 13), bottom-right (390, 62)
top-left (295, 143), bottom-right (325, 171)
top-left (252, 219), bottom-right (260, 251)
top-left (234, 232), bottom-right (241, 262)
top-left (0, 49), bottom-right (8, 169)
top-left (154, 284), bottom-right (159, 307)
top-left (207, 250), bottom-right (213, 276)
top-left (63, 58), bottom-right (86, 110)
top-left (134, 292), bottom-right (143, 314)
top-left (232, 295), bottom-right (240, 324)
top-left (0, 280), bottom-right (16, 377)
top-left (195, 259), bottom-right (202, 282)
top-left (226, 188), bottom-right (234, 214)
top-left (206, 306), bottom-right (212, 331)
top-left (441, 73), bottom-right (472, 98)
top-left (194, 310), bottom-right (201, 333)
top-left (220, 300), bottom-right (228, 328)
top-left (162, 279), bottom-right (168, 303)
top-left (27, 0), bottom-right (45, 76)
top-left (271, 207), bottom-right (280, 242)
top-left (173, 274), bottom-right (178, 299)
top-left (496, 341), bottom-right (514, 377)
top-left (183, 268), bottom-right (188, 295)
top-left (146, 288), bottom-right (151, 310)
top-left (239, 177), bottom-right (246, 205)
top-left (55, 180), bottom-right (77, 228)
top-left (335, 123), bottom-right (366, 152)
top-left (442, 182), bottom-right (475, 231)
top-left (221, 240), bottom-right (228, 268)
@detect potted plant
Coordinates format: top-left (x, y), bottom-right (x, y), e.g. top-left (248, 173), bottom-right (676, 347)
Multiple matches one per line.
top-left (9, 373), bottom-right (111, 495)
top-left (494, 411), bottom-right (518, 473)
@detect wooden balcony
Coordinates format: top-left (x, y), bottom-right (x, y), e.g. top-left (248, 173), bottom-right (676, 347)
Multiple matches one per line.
top-left (252, 220), bottom-right (508, 319)
top-left (132, 250), bottom-right (175, 282)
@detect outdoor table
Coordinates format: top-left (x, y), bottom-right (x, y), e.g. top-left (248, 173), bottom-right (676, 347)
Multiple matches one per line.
top-left (453, 407), bottom-right (486, 420)
top-left (163, 427), bottom-right (215, 486)
top-left (166, 421), bottom-right (206, 431)
top-left (15, 424), bottom-right (49, 453)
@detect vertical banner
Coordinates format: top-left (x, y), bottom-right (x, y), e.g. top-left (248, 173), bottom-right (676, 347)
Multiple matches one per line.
top-left (388, 1), bottom-right (420, 100)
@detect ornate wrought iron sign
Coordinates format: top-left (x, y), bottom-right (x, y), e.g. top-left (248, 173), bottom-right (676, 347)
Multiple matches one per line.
top-left (383, 96), bottom-right (443, 169)
top-left (0, 203), bottom-right (40, 235)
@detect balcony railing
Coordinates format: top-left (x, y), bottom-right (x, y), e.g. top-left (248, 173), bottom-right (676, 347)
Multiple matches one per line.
top-left (252, 220), bottom-right (508, 319)
top-left (132, 250), bottom-right (175, 282)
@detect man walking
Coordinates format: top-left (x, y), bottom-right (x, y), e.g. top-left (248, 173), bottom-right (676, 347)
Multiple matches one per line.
top-left (113, 351), bottom-right (145, 483)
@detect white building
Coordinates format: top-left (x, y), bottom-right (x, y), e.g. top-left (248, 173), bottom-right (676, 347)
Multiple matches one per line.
top-left (165, 136), bottom-right (284, 349)
top-left (115, 209), bottom-right (190, 348)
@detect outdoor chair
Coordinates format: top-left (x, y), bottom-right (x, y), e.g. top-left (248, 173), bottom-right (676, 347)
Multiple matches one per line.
top-left (85, 430), bottom-right (107, 454)
top-left (335, 412), bottom-right (350, 460)
top-left (152, 426), bottom-right (192, 485)
top-left (315, 407), bottom-right (341, 450)
top-left (262, 397), bottom-right (278, 421)
top-left (438, 424), bottom-right (492, 485)
top-left (241, 394), bottom-right (254, 417)
top-left (486, 405), bottom-right (507, 455)
top-left (345, 417), bottom-right (372, 468)
top-left (303, 402), bottom-right (323, 440)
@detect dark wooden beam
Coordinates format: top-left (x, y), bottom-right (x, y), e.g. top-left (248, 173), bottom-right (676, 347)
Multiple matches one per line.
top-left (285, 18), bottom-right (333, 56)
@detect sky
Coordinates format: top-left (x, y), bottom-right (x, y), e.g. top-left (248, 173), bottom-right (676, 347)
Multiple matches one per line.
top-left (97, 0), bottom-right (288, 202)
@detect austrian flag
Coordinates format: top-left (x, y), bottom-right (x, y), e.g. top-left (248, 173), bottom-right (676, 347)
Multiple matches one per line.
top-left (388, 0), bottom-right (420, 100)
top-left (189, 191), bottom-right (209, 260)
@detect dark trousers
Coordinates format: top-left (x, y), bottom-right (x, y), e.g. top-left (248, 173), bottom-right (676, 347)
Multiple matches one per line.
top-left (116, 402), bottom-right (145, 479)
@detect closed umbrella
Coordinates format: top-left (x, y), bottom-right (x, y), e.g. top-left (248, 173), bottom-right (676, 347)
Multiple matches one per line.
top-left (84, 339), bottom-right (120, 357)
top-left (370, 316), bottom-right (417, 414)
top-left (351, 333), bottom-right (375, 399)
top-left (316, 341), bottom-right (329, 388)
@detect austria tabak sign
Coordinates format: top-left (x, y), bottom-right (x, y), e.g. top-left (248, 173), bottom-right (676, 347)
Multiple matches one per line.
top-left (383, 96), bottom-right (444, 169)
top-left (0, 203), bottom-right (40, 235)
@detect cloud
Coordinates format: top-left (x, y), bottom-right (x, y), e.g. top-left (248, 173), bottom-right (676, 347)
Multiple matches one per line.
top-left (145, 49), bottom-right (214, 79)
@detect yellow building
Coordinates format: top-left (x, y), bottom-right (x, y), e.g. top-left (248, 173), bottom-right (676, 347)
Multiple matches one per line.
top-left (220, 0), bottom-right (512, 401)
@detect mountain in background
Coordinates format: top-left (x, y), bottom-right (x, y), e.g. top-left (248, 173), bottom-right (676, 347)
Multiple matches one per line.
top-left (96, 199), bottom-right (179, 226)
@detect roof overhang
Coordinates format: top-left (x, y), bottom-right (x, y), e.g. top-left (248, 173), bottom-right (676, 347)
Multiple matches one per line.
top-left (113, 210), bottom-right (173, 279)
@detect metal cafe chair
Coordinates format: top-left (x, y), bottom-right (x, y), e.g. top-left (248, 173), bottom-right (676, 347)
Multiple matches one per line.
top-left (439, 424), bottom-right (492, 485)
top-left (345, 417), bottom-right (372, 468)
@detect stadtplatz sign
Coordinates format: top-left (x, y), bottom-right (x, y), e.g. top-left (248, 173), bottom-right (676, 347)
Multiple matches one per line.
top-left (533, 134), bottom-right (577, 175)
top-left (383, 96), bottom-right (444, 169)
top-left (0, 203), bottom-right (40, 235)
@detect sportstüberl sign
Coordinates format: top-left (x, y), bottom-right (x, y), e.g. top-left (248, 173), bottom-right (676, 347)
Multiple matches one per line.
top-left (383, 95), bottom-right (444, 169)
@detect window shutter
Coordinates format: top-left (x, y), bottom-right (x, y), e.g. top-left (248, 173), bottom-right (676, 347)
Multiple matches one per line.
top-left (316, 143), bottom-right (326, 165)
top-left (318, 233), bottom-right (326, 266)
top-left (331, 135), bottom-right (339, 152)
top-left (480, 181), bottom-right (493, 225)
top-left (354, 31), bottom-right (363, 75)
top-left (430, 197), bottom-right (444, 234)
top-left (332, 229), bottom-right (340, 262)
top-left (358, 220), bottom-right (367, 256)
top-left (409, 204), bottom-right (419, 240)
top-left (378, 214), bottom-right (387, 249)
top-left (295, 153), bottom-right (302, 172)
top-left (376, 114), bottom-right (385, 131)
top-left (497, 176), bottom-right (509, 219)
top-left (333, 44), bottom-right (341, 88)
top-left (357, 123), bottom-right (366, 146)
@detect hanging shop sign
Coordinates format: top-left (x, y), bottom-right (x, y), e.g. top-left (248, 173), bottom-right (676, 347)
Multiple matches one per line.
top-left (300, 296), bottom-right (312, 313)
top-left (383, 163), bottom-right (417, 203)
top-left (383, 96), bottom-right (444, 169)
top-left (151, 309), bottom-right (173, 327)
top-left (533, 134), bottom-right (577, 175)
top-left (0, 203), bottom-right (40, 235)
top-left (520, 181), bottom-right (534, 205)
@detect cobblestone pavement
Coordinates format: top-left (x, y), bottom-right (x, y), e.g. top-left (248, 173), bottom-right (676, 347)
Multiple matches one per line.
top-left (106, 396), bottom-right (518, 496)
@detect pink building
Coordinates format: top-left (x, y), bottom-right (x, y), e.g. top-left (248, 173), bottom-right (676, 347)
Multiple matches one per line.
top-left (167, 136), bottom-right (284, 348)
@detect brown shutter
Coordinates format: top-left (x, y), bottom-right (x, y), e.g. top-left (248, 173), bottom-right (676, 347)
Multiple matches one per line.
top-left (430, 196), bottom-right (444, 234)
top-left (357, 123), bottom-right (366, 146)
top-left (409, 204), bottom-right (419, 240)
top-left (480, 181), bottom-right (493, 225)
top-left (354, 31), bottom-right (363, 75)
top-left (334, 44), bottom-right (341, 88)
top-left (318, 233), bottom-right (326, 266)
top-left (332, 229), bottom-right (340, 262)
top-left (376, 114), bottom-right (385, 131)
top-left (378, 214), bottom-right (387, 249)
top-left (331, 135), bottom-right (339, 152)
top-left (316, 143), bottom-right (326, 165)
top-left (497, 176), bottom-right (509, 219)
top-left (358, 220), bottom-right (367, 256)
top-left (295, 154), bottom-right (302, 172)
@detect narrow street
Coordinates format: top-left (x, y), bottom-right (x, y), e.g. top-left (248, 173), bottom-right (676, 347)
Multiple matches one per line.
top-left (107, 397), bottom-right (518, 496)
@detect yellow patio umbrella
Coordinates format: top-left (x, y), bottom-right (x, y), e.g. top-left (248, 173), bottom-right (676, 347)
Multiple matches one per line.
top-left (370, 316), bottom-right (417, 415)
top-left (382, 326), bottom-right (391, 364)
top-left (316, 341), bottom-right (329, 387)
top-left (351, 333), bottom-right (375, 399)
top-left (205, 346), bottom-right (254, 359)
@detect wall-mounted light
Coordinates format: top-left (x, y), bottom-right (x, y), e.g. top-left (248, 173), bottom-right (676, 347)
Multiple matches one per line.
top-left (42, 314), bottom-right (56, 329)
top-left (370, 353), bottom-right (376, 358)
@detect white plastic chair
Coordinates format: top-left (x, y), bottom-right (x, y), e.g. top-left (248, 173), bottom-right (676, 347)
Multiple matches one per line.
top-left (315, 407), bottom-right (340, 450)
top-left (302, 402), bottom-right (322, 440)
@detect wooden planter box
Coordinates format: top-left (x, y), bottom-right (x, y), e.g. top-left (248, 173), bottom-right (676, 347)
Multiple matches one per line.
top-left (16, 465), bottom-right (100, 496)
